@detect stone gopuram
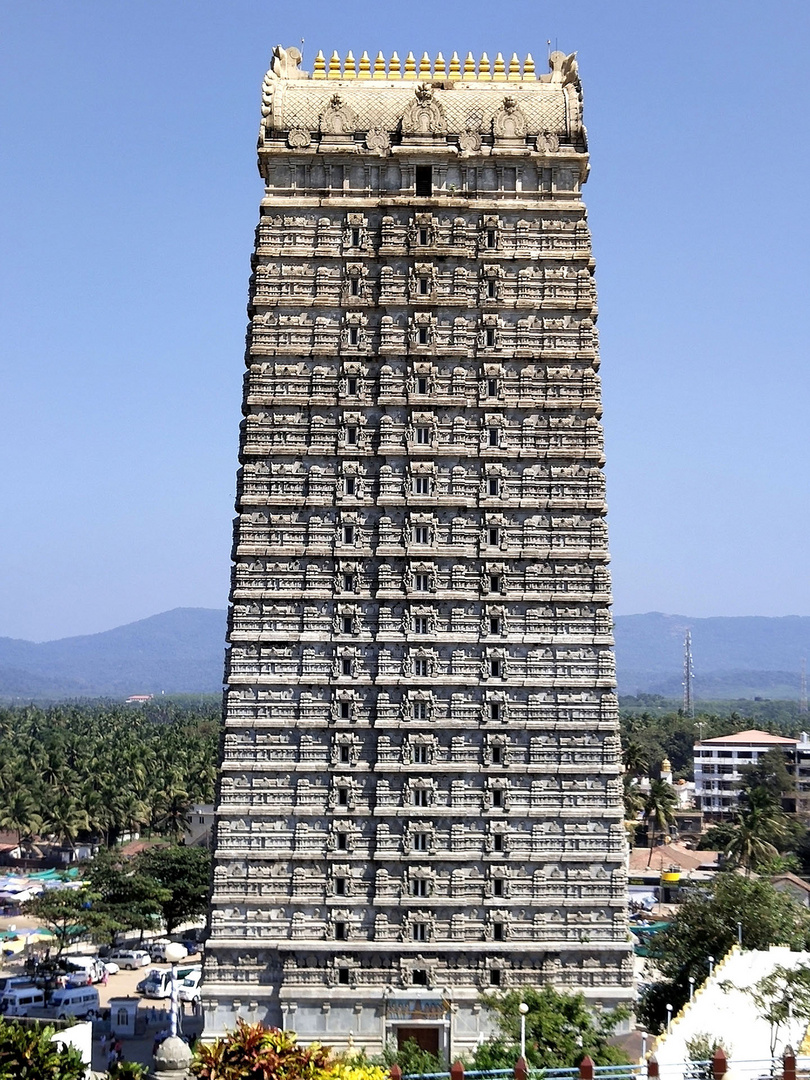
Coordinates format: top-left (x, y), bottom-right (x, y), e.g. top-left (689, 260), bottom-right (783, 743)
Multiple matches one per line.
top-left (204, 44), bottom-right (632, 1057)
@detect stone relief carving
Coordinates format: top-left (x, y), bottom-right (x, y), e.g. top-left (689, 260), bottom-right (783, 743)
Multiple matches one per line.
top-left (365, 127), bottom-right (391, 153)
top-left (536, 131), bottom-right (560, 153)
top-left (401, 83), bottom-right (448, 136)
top-left (320, 94), bottom-right (357, 136)
top-left (492, 96), bottom-right (528, 139)
top-left (287, 128), bottom-right (312, 149)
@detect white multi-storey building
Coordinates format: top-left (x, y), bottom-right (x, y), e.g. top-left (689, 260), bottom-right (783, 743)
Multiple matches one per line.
top-left (694, 729), bottom-right (799, 817)
top-left (203, 43), bottom-right (631, 1056)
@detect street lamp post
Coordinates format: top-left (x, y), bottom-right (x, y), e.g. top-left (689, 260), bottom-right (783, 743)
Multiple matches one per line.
top-left (708, 955), bottom-right (714, 978)
top-left (689, 976), bottom-right (695, 1002)
top-left (737, 921), bottom-right (743, 947)
top-left (519, 1002), bottom-right (529, 1060)
top-left (164, 943), bottom-right (188, 1041)
top-left (666, 1003), bottom-right (673, 1032)
top-left (641, 1033), bottom-right (648, 1059)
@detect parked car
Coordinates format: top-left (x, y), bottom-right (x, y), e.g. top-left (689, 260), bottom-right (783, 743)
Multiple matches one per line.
top-left (50, 985), bottom-right (100, 1020)
top-left (148, 940), bottom-right (186, 962)
top-left (108, 949), bottom-right (150, 969)
top-left (101, 960), bottom-right (119, 976)
top-left (0, 985), bottom-right (46, 1016)
top-left (177, 968), bottom-right (202, 1004)
top-left (139, 968), bottom-right (173, 999)
top-left (64, 956), bottom-right (105, 984)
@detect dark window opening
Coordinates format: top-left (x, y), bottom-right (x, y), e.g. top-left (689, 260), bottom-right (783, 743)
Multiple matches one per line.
top-left (342, 615), bottom-right (353, 634)
top-left (418, 327), bottom-right (429, 345)
top-left (490, 659), bottom-right (501, 678)
top-left (342, 657), bottom-right (352, 676)
top-left (350, 277), bottom-right (360, 296)
top-left (343, 574), bottom-right (354, 592)
top-left (345, 476), bottom-right (356, 496)
top-left (488, 527), bottom-right (499, 545)
top-left (492, 744), bottom-right (503, 765)
top-left (488, 377), bottom-right (498, 395)
top-left (493, 922), bottom-right (504, 941)
top-left (490, 702), bottom-right (501, 721)
top-left (415, 166), bottom-right (433, 196)
top-left (411, 879), bottom-right (428, 897)
top-left (490, 575), bottom-right (501, 592)
top-left (343, 525), bottom-right (355, 544)
top-left (419, 227), bottom-right (429, 245)
top-left (490, 616), bottom-right (501, 634)
top-left (493, 832), bottom-right (504, 852)
top-left (338, 787), bottom-right (349, 806)
top-left (413, 832), bottom-right (428, 851)
top-left (340, 701), bottom-right (351, 720)
top-left (336, 832), bottom-right (348, 850)
top-left (488, 477), bottom-right (499, 496)
top-left (412, 968), bottom-right (428, 986)
top-left (335, 877), bottom-right (346, 895)
top-left (338, 967), bottom-right (350, 985)
top-left (492, 788), bottom-right (504, 808)
top-left (418, 277), bottom-right (429, 295)
top-left (486, 229), bottom-right (496, 248)
top-left (412, 923), bottom-right (427, 942)
top-left (417, 376), bottom-right (428, 394)
top-left (335, 921), bottom-right (347, 940)
top-left (349, 327), bottom-right (359, 346)
top-left (413, 788), bottom-right (429, 807)
top-left (489, 427), bottom-right (499, 446)
top-left (487, 280), bottom-right (497, 298)
top-left (415, 658), bottom-right (429, 677)
top-left (490, 968), bottom-right (502, 987)
top-left (493, 878), bottom-right (504, 897)
top-left (347, 375), bottom-right (358, 394)
top-left (486, 328), bottom-right (496, 347)
top-left (340, 743), bottom-right (351, 762)
top-left (415, 616), bottom-right (429, 634)
top-left (351, 228), bottom-right (361, 246)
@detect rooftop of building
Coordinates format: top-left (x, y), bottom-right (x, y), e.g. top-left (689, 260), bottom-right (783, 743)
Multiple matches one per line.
top-left (696, 728), bottom-right (797, 747)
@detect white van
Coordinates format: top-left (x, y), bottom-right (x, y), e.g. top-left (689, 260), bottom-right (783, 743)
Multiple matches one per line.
top-left (177, 968), bottom-right (202, 1004)
top-left (50, 985), bottom-right (100, 1020)
top-left (65, 956), bottom-right (104, 983)
top-left (141, 968), bottom-right (173, 999)
top-left (0, 985), bottom-right (46, 1016)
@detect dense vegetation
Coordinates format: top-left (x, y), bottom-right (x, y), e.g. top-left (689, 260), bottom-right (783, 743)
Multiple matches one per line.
top-left (0, 1018), bottom-right (86, 1080)
top-left (0, 700), bottom-right (219, 849)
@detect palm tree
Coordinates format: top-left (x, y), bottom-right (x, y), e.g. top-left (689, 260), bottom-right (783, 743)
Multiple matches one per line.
top-left (622, 740), bottom-right (649, 780)
top-left (724, 787), bottom-right (786, 874)
top-left (0, 790), bottom-right (42, 847)
top-left (644, 779), bottom-right (678, 866)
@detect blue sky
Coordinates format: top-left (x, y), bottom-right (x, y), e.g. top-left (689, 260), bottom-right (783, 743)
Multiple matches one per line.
top-left (1, 1), bottom-right (809, 641)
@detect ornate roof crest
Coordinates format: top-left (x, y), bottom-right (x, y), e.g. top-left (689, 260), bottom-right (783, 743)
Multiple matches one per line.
top-left (401, 82), bottom-right (447, 137)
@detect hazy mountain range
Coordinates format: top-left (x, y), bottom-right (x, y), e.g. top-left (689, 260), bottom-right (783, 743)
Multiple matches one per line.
top-left (1, 607), bottom-right (809, 701)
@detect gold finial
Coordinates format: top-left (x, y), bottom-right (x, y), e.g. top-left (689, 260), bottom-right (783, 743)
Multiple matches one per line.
top-left (358, 50), bottom-right (372, 78)
top-left (493, 52), bottom-right (506, 81)
top-left (478, 52), bottom-right (491, 79)
top-left (327, 50), bottom-right (342, 79)
top-left (462, 51), bottom-right (477, 80)
top-left (312, 50), bottom-right (327, 79)
top-left (523, 52), bottom-right (536, 80)
top-left (343, 50), bottom-right (357, 79)
top-left (419, 51), bottom-right (431, 78)
top-left (448, 51), bottom-right (461, 79)
top-left (373, 51), bottom-right (387, 79)
top-left (404, 51), bottom-right (417, 79)
top-left (434, 51), bottom-right (447, 77)
top-left (507, 52), bottom-right (521, 80)
top-left (389, 51), bottom-right (402, 78)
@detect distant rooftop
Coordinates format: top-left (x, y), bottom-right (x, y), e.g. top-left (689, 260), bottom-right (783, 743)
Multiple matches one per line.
top-left (697, 728), bottom-right (797, 746)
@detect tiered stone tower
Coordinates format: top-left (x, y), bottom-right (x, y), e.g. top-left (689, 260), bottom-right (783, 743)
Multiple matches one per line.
top-left (204, 44), bottom-right (631, 1056)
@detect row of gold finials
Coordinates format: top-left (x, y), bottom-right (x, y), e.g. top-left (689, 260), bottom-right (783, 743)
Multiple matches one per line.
top-left (310, 50), bottom-right (539, 81)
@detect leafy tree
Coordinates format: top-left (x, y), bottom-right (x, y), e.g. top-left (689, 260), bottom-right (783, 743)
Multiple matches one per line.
top-left (21, 888), bottom-right (102, 956)
top-left (379, 1039), bottom-right (445, 1074)
top-left (471, 986), bottom-right (629, 1068)
top-left (0, 1018), bottom-right (85, 1079)
top-left (643, 779), bottom-right (678, 865)
top-left (622, 740), bottom-right (649, 780)
top-left (740, 748), bottom-right (795, 802)
top-left (638, 874), bottom-right (810, 1032)
top-left (696, 822), bottom-right (737, 851)
top-left (0, 790), bottom-right (42, 847)
top-left (685, 1033), bottom-right (732, 1080)
top-left (136, 845), bottom-right (210, 933)
top-left (84, 849), bottom-right (169, 941)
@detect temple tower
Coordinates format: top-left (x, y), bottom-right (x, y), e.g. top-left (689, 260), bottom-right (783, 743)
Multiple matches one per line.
top-left (204, 44), bottom-right (632, 1055)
